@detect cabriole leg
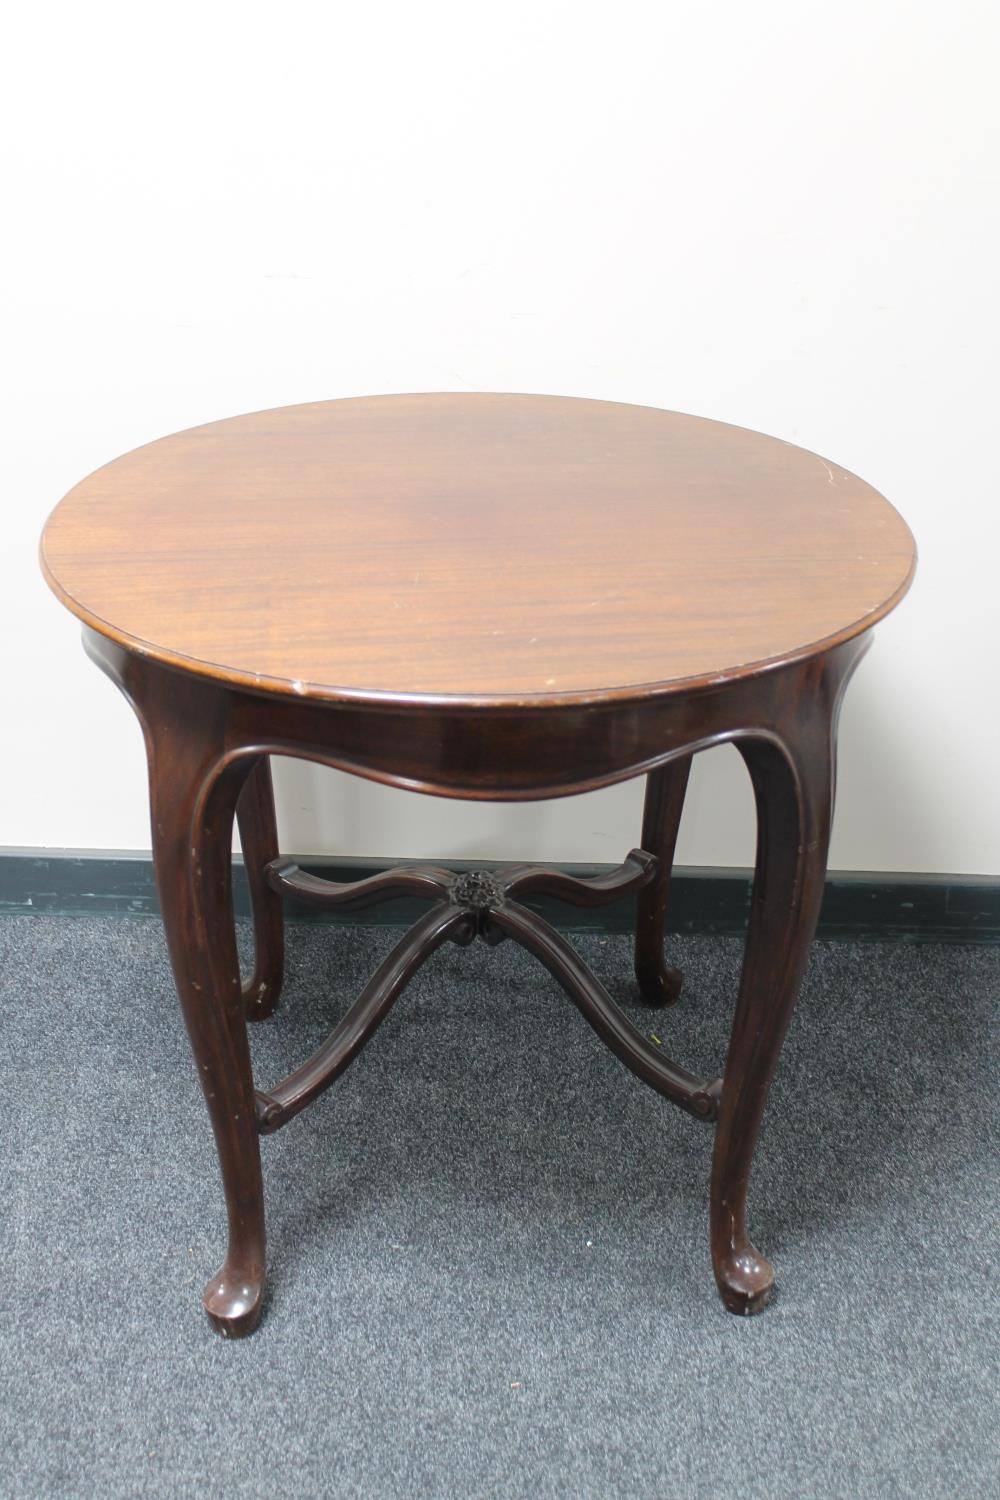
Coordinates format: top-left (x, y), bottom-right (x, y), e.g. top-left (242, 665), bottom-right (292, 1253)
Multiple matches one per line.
top-left (141, 676), bottom-right (266, 1336)
top-left (710, 675), bottom-right (841, 1314)
top-left (236, 757), bottom-right (285, 1021)
top-left (635, 756), bottom-right (692, 1006)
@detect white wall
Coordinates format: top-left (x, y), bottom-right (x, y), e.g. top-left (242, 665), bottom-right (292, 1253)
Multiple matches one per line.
top-left (2, 1), bottom-right (997, 874)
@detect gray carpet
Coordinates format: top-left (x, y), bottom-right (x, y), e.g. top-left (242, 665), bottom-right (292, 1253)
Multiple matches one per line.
top-left (0, 915), bottom-right (997, 1499)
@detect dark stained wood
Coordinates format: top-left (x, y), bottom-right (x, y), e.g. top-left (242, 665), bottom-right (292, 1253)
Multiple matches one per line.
top-left (40, 394), bottom-right (915, 706)
top-left (41, 395), bottom-right (916, 1335)
top-left (491, 901), bottom-right (722, 1122)
top-left (500, 848), bottom-right (657, 906)
top-left (269, 848), bottom-right (657, 913)
top-left (267, 858), bottom-right (460, 911)
top-left (711, 646), bottom-right (852, 1313)
top-left (236, 759), bottom-right (284, 1021)
top-left (635, 757), bottom-right (693, 1005)
top-left (254, 852), bottom-right (677, 1136)
top-left (256, 903), bottom-right (476, 1135)
top-left (136, 664), bottom-right (266, 1336)
top-left (82, 624), bottom-right (872, 1330)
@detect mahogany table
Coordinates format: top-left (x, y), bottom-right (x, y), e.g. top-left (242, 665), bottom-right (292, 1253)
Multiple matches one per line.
top-left (40, 394), bottom-right (915, 1336)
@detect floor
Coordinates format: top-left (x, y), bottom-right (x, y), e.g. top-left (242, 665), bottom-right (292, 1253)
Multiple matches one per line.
top-left (1, 916), bottom-right (997, 1498)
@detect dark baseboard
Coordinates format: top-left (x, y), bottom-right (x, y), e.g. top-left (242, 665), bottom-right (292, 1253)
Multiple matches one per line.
top-left (0, 849), bottom-right (997, 943)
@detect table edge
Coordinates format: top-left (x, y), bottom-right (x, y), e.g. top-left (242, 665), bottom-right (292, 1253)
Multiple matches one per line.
top-left (40, 533), bottom-right (917, 712)
top-left (39, 394), bottom-right (918, 711)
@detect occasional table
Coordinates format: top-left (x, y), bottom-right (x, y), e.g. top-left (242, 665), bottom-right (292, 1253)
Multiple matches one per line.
top-left (40, 394), bottom-right (915, 1336)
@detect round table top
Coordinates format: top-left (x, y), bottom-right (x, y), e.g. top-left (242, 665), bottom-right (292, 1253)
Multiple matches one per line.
top-left (41, 394), bottom-right (915, 708)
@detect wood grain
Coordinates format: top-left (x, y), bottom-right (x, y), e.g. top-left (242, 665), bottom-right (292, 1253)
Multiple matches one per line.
top-left (40, 394), bottom-right (915, 705)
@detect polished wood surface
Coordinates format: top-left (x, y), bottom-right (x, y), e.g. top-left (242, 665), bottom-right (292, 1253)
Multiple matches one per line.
top-left (42, 395), bottom-right (915, 1336)
top-left (41, 394), bottom-right (915, 704)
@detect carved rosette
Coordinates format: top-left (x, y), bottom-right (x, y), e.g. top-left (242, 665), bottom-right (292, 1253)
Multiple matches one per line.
top-left (448, 870), bottom-right (506, 912)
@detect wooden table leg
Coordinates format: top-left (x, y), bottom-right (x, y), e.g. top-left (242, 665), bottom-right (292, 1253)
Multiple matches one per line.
top-left (635, 756), bottom-right (692, 1006)
top-left (127, 666), bottom-right (268, 1337)
top-left (82, 630), bottom-right (868, 1332)
top-left (236, 757), bottom-right (285, 1022)
top-left (709, 661), bottom-right (841, 1314)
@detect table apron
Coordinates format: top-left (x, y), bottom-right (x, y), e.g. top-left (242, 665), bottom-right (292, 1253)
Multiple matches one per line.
top-left (83, 629), bottom-right (869, 802)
